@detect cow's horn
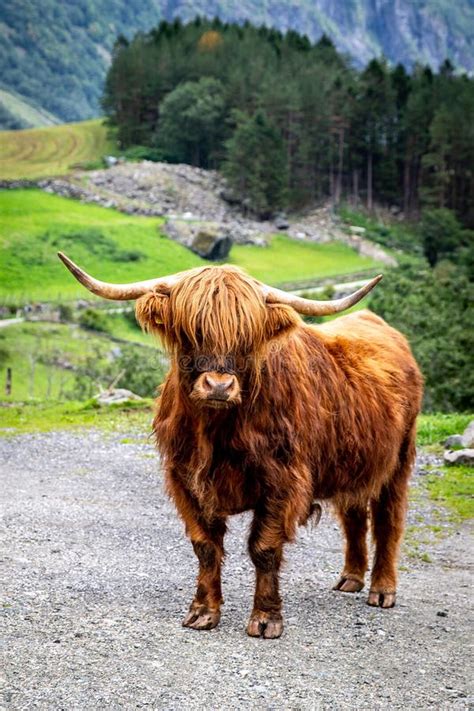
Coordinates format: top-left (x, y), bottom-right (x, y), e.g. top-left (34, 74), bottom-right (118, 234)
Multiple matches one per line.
top-left (57, 252), bottom-right (179, 300)
top-left (261, 274), bottom-right (383, 316)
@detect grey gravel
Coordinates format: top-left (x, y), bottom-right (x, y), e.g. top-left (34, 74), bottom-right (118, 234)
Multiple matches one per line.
top-left (1, 430), bottom-right (472, 710)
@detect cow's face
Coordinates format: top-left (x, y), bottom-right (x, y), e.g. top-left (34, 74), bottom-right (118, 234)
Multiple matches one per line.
top-left (135, 266), bottom-right (300, 409)
top-left (58, 254), bottom-right (382, 410)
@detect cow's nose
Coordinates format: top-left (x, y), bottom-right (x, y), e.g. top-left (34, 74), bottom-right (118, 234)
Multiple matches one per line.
top-left (204, 374), bottom-right (235, 393)
top-left (203, 373), bottom-right (237, 397)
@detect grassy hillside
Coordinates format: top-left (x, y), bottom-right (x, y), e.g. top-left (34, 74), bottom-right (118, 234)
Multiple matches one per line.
top-left (0, 190), bottom-right (382, 304)
top-left (230, 237), bottom-right (379, 285)
top-left (0, 119), bottom-right (115, 179)
top-left (0, 321), bottom-right (119, 400)
top-left (0, 88), bottom-right (60, 130)
top-left (0, 190), bottom-right (203, 302)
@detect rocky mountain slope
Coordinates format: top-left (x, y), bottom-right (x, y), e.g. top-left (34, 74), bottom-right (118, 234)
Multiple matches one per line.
top-left (1, 0), bottom-right (472, 126)
top-left (35, 160), bottom-right (396, 267)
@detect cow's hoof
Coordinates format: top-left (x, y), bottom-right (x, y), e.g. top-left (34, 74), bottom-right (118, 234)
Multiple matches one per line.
top-left (182, 604), bottom-right (220, 630)
top-left (246, 611), bottom-right (283, 639)
top-left (367, 590), bottom-right (396, 608)
top-left (333, 575), bottom-right (365, 593)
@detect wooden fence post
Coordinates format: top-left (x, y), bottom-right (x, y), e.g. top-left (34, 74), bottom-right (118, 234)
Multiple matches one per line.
top-left (6, 367), bottom-right (12, 396)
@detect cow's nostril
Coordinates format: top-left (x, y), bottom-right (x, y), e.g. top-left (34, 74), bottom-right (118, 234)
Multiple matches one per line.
top-left (204, 375), bottom-right (215, 390)
top-left (222, 377), bottom-right (235, 391)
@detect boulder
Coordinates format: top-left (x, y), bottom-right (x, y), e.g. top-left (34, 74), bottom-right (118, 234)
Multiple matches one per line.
top-left (274, 212), bottom-right (290, 230)
top-left (219, 188), bottom-right (241, 205)
top-left (164, 217), bottom-right (268, 254)
top-left (444, 449), bottom-right (474, 467)
top-left (349, 225), bottom-right (366, 235)
top-left (94, 388), bottom-right (142, 406)
top-left (190, 229), bottom-right (232, 260)
top-left (461, 420), bottom-right (474, 448)
top-left (443, 434), bottom-right (463, 449)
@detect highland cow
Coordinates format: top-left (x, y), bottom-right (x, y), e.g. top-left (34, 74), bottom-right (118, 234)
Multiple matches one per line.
top-left (59, 253), bottom-right (423, 638)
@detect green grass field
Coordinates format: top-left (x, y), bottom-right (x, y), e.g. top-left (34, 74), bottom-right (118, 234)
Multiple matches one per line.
top-left (0, 190), bottom-right (381, 303)
top-left (0, 119), bottom-right (115, 179)
top-left (0, 190), bottom-right (204, 302)
top-left (229, 236), bottom-right (380, 285)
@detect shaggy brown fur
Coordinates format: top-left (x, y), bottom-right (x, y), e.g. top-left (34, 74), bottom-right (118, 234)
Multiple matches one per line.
top-left (136, 265), bottom-right (423, 638)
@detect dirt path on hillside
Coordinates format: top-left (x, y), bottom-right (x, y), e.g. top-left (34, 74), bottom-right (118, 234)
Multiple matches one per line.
top-left (1, 431), bottom-right (472, 710)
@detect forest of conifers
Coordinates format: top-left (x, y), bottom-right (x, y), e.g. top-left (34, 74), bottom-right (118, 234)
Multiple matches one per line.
top-left (103, 17), bottom-right (474, 225)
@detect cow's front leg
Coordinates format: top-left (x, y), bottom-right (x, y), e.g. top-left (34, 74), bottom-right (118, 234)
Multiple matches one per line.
top-left (169, 476), bottom-right (226, 630)
top-left (183, 524), bottom-right (226, 631)
top-left (247, 506), bottom-right (292, 639)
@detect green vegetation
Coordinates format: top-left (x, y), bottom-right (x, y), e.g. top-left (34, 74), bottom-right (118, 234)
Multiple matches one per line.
top-left (156, 77), bottom-right (226, 168)
top-left (0, 88), bottom-right (60, 130)
top-left (0, 190), bottom-right (382, 303)
top-left (104, 19), bottom-right (474, 224)
top-left (0, 190), bottom-right (203, 302)
top-left (338, 206), bottom-right (422, 256)
top-left (223, 110), bottom-right (288, 216)
top-left (0, 399), bottom-right (152, 436)
top-left (425, 466), bottom-right (474, 520)
top-left (0, 320), bottom-right (166, 401)
top-left (419, 208), bottom-right (473, 267)
top-left (371, 259), bottom-right (473, 412)
top-left (1, 2), bottom-right (471, 124)
top-left (416, 413), bottom-right (473, 448)
top-left (0, 120), bottom-right (115, 180)
top-left (230, 236), bottom-right (380, 285)
top-left (0, 321), bottom-right (104, 400)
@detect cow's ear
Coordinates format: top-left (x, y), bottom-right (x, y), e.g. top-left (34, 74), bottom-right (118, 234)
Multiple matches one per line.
top-left (135, 291), bottom-right (169, 336)
top-left (265, 303), bottom-right (300, 341)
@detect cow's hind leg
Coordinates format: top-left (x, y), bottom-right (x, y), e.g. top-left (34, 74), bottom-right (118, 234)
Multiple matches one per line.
top-left (368, 427), bottom-right (416, 608)
top-left (333, 503), bottom-right (368, 593)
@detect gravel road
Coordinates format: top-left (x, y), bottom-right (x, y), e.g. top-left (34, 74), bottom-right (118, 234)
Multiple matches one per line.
top-left (1, 430), bottom-right (472, 710)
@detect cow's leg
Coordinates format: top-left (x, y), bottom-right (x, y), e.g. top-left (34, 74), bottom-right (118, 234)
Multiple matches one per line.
top-left (368, 427), bottom-right (415, 608)
top-left (333, 503), bottom-right (368, 593)
top-left (247, 498), bottom-right (302, 639)
top-left (247, 516), bottom-right (284, 639)
top-left (169, 477), bottom-right (226, 630)
top-left (182, 518), bottom-right (226, 630)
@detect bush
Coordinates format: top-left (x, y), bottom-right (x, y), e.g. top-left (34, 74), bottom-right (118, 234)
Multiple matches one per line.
top-left (70, 343), bottom-right (168, 399)
top-left (79, 308), bottom-right (110, 333)
top-left (339, 206), bottom-right (423, 255)
top-left (48, 229), bottom-right (144, 263)
top-left (124, 145), bottom-right (164, 162)
top-left (370, 261), bottom-right (474, 412)
top-left (419, 208), bottom-right (468, 267)
top-left (111, 345), bottom-right (168, 397)
top-left (58, 303), bottom-right (73, 323)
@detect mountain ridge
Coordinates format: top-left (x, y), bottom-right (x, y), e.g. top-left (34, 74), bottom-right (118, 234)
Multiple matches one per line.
top-left (0, 0), bottom-right (472, 126)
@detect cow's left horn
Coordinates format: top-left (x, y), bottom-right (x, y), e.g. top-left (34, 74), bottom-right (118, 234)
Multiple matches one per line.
top-left (57, 252), bottom-right (180, 300)
top-left (261, 274), bottom-right (383, 316)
